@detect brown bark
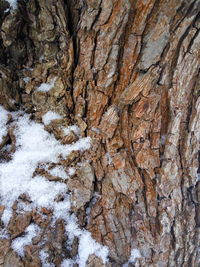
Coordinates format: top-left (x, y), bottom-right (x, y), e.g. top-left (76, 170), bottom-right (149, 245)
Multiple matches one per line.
top-left (0, 0), bottom-right (200, 266)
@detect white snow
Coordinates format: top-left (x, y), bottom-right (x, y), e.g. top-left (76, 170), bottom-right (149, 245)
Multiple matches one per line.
top-left (68, 167), bottom-right (75, 176)
top-left (36, 78), bottom-right (56, 93)
top-left (0, 228), bottom-right (9, 239)
top-left (42, 111), bottom-right (62, 125)
top-left (0, 105), bottom-right (108, 266)
top-left (6, 0), bottom-right (17, 9)
top-left (69, 137), bottom-right (91, 152)
top-left (0, 111), bottom-right (90, 216)
top-left (53, 197), bottom-right (71, 222)
top-left (63, 216), bottom-right (109, 266)
top-left (12, 224), bottom-right (41, 256)
top-left (39, 250), bottom-right (55, 267)
top-left (27, 176), bottom-right (67, 207)
top-left (23, 77), bottom-right (31, 84)
top-left (63, 125), bottom-right (80, 136)
top-left (123, 248), bottom-right (142, 267)
top-left (61, 259), bottom-right (74, 267)
top-left (0, 105), bottom-right (9, 143)
top-left (52, 197), bottom-right (109, 266)
top-left (49, 166), bottom-right (69, 180)
top-left (1, 208), bottom-right (12, 226)
top-left (51, 197), bottom-right (109, 266)
top-left (78, 231), bottom-right (108, 266)
top-left (129, 249), bottom-right (141, 263)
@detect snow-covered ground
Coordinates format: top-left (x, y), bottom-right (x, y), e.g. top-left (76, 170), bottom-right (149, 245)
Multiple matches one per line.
top-left (0, 105), bottom-right (108, 266)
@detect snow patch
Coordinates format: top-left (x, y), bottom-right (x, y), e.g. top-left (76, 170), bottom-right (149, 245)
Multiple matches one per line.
top-left (6, 0), bottom-right (17, 9)
top-left (12, 224), bottom-right (41, 256)
top-left (23, 77), bottom-right (31, 84)
top-left (61, 259), bottom-right (74, 267)
top-left (39, 250), bottom-right (55, 267)
top-left (42, 111), bottom-right (62, 125)
top-left (36, 78), bottom-right (56, 93)
top-left (0, 112), bottom-right (90, 213)
top-left (0, 105), bottom-right (9, 143)
top-left (129, 248), bottom-right (141, 263)
top-left (27, 176), bottom-right (67, 207)
top-left (68, 167), bottom-right (75, 176)
top-left (78, 231), bottom-right (108, 266)
top-left (0, 105), bottom-right (108, 266)
top-left (49, 166), bottom-right (69, 180)
top-left (65, 217), bottom-right (109, 266)
top-left (63, 125), bottom-right (80, 136)
top-left (123, 248), bottom-right (142, 267)
top-left (1, 208), bottom-right (12, 226)
top-left (0, 228), bottom-right (9, 239)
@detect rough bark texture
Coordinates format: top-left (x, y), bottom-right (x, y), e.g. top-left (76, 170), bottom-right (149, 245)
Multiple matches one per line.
top-left (0, 0), bottom-right (200, 266)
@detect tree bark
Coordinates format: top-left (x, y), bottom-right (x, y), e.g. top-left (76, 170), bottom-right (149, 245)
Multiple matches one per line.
top-left (0, 0), bottom-right (200, 266)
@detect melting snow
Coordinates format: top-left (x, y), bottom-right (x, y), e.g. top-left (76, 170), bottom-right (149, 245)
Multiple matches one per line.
top-left (0, 105), bottom-right (108, 266)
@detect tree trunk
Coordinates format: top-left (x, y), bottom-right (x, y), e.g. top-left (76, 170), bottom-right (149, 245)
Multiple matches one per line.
top-left (0, 0), bottom-right (200, 266)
